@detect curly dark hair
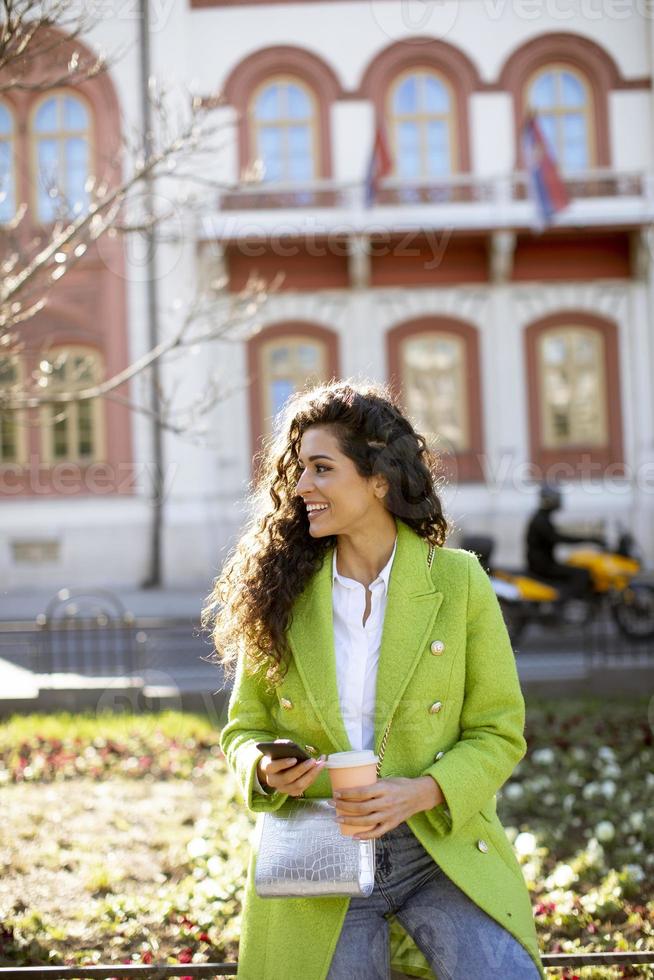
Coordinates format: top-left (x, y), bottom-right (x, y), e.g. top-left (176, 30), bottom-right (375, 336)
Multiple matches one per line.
top-left (202, 379), bottom-right (449, 691)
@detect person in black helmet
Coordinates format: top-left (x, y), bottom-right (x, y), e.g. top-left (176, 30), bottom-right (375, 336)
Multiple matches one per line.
top-left (525, 484), bottom-right (605, 600)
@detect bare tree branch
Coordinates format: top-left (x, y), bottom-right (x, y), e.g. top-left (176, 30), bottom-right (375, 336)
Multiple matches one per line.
top-left (0, 0), bottom-right (272, 443)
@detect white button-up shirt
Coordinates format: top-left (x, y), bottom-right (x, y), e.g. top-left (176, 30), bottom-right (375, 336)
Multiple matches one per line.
top-left (254, 536), bottom-right (397, 793)
top-left (331, 535), bottom-right (397, 752)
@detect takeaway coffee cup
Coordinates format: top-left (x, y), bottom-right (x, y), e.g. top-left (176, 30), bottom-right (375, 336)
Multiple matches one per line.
top-left (326, 750), bottom-right (379, 836)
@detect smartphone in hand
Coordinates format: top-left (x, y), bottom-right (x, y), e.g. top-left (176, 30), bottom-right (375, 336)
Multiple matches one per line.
top-left (255, 739), bottom-right (312, 763)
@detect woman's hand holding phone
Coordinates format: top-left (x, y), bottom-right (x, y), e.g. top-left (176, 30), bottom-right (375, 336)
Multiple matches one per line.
top-left (257, 753), bottom-right (327, 797)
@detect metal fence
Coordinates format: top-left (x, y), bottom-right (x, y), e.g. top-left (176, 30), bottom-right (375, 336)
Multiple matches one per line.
top-left (0, 590), bottom-right (217, 692)
top-left (582, 598), bottom-right (654, 667)
top-left (2, 950), bottom-right (654, 977)
top-left (34, 590), bottom-right (145, 677)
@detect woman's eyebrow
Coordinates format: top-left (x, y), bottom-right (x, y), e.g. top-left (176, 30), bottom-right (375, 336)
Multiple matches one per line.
top-left (298, 454), bottom-right (336, 463)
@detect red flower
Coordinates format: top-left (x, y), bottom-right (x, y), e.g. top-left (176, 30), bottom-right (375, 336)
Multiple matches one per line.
top-left (198, 931), bottom-right (211, 942)
top-left (141, 951), bottom-right (153, 964)
top-left (178, 948), bottom-right (194, 963)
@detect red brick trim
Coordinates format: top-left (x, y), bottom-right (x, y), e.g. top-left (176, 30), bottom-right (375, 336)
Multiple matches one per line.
top-left (498, 32), bottom-right (625, 168)
top-left (512, 231), bottom-right (631, 282)
top-left (247, 321), bottom-right (340, 471)
top-left (0, 28), bottom-right (123, 216)
top-left (223, 46), bottom-right (342, 179)
top-left (524, 310), bottom-right (624, 479)
top-left (4, 293), bottom-right (135, 497)
top-left (0, 27), bottom-right (133, 497)
top-left (358, 38), bottom-right (480, 173)
top-left (386, 316), bottom-right (485, 482)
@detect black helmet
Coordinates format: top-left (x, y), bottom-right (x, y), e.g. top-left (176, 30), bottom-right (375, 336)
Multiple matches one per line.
top-left (539, 483), bottom-right (562, 510)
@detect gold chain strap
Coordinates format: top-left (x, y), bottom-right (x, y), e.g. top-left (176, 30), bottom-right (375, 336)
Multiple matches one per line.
top-left (376, 540), bottom-right (435, 776)
top-left (376, 719), bottom-right (392, 776)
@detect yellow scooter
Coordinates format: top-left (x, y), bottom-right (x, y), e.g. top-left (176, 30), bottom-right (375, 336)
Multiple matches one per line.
top-left (461, 531), bottom-right (654, 645)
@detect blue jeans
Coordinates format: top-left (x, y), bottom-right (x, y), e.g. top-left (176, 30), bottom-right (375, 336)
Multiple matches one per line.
top-left (326, 821), bottom-right (541, 980)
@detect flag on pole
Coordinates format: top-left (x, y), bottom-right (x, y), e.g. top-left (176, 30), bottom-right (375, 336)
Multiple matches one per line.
top-left (364, 120), bottom-right (392, 207)
top-left (522, 112), bottom-right (569, 228)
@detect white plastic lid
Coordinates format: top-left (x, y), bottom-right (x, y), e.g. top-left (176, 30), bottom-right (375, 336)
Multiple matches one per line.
top-left (326, 750), bottom-right (379, 769)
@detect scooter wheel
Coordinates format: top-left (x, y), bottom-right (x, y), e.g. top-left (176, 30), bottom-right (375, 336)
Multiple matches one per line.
top-left (612, 583), bottom-right (654, 641)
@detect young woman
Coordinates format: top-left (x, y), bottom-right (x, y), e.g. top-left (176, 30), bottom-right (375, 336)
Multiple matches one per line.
top-left (204, 380), bottom-right (545, 980)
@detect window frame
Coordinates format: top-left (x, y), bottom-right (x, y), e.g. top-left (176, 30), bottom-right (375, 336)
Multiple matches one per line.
top-left (387, 317), bottom-right (484, 483)
top-left (525, 312), bottom-right (624, 478)
top-left (30, 88), bottom-right (94, 223)
top-left (537, 326), bottom-right (608, 449)
top-left (260, 333), bottom-right (328, 433)
top-left (398, 330), bottom-right (470, 452)
top-left (387, 67), bottom-right (457, 179)
top-left (498, 33), bottom-right (619, 169)
top-left (223, 46), bottom-right (340, 184)
top-left (526, 63), bottom-right (595, 172)
top-left (38, 345), bottom-right (106, 465)
top-left (0, 354), bottom-right (27, 467)
top-left (249, 74), bottom-right (320, 184)
top-left (247, 321), bottom-right (339, 468)
top-left (0, 100), bottom-right (16, 224)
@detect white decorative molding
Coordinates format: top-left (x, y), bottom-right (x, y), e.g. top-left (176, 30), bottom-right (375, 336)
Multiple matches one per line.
top-left (512, 283), bottom-right (629, 329)
top-left (255, 291), bottom-right (349, 332)
top-left (371, 287), bottom-right (490, 333)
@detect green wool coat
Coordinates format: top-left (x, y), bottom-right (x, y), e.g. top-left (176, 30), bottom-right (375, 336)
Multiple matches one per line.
top-left (220, 517), bottom-right (546, 980)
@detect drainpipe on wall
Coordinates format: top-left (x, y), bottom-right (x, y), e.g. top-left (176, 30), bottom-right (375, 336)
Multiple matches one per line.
top-left (138, 0), bottom-right (164, 588)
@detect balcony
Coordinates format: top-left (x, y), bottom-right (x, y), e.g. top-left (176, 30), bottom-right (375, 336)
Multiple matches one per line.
top-left (200, 169), bottom-right (653, 242)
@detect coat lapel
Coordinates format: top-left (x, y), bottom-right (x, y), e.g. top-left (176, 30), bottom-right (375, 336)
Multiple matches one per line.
top-left (286, 518), bottom-right (444, 756)
top-left (373, 518), bottom-right (444, 755)
top-left (286, 549), bottom-right (353, 753)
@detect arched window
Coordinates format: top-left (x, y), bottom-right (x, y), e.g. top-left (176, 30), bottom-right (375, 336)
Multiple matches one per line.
top-left (538, 327), bottom-right (606, 448)
top-left (387, 317), bottom-right (484, 481)
top-left (527, 66), bottom-right (593, 171)
top-left (389, 70), bottom-right (455, 178)
top-left (0, 103), bottom-right (15, 223)
top-left (39, 347), bottom-right (104, 463)
top-left (0, 356), bottom-right (24, 464)
top-left (260, 335), bottom-right (327, 434)
top-left (525, 313), bottom-right (623, 474)
top-left (33, 92), bottom-right (91, 221)
top-left (400, 332), bottom-right (468, 450)
top-left (251, 77), bottom-right (317, 183)
top-left (247, 322), bottom-right (339, 459)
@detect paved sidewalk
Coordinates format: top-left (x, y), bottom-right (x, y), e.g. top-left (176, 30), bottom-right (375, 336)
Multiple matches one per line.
top-left (0, 585), bottom-right (209, 621)
top-left (1, 586), bottom-right (652, 711)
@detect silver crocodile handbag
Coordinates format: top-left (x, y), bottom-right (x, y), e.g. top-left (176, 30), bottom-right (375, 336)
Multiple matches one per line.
top-left (254, 719), bottom-right (393, 899)
top-left (253, 543), bottom-right (434, 899)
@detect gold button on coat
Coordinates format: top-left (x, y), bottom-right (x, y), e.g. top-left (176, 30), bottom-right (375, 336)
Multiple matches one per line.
top-left (280, 697), bottom-right (293, 710)
top-left (305, 744), bottom-right (317, 755)
top-left (477, 839), bottom-right (489, 853)
top-left (430, 640), bottom-right (445, 655)
top-left (428, 701), bottom-right (443, 714)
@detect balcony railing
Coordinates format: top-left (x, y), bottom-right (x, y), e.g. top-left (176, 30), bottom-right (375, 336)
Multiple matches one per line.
top-left (218, 169), bottom-right (651, 209)
top-left (204, 168), bottom-right (652, 238)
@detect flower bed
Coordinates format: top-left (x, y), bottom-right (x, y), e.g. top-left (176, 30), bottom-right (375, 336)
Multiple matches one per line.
top-left (0, 700), bottom-right (652, 978)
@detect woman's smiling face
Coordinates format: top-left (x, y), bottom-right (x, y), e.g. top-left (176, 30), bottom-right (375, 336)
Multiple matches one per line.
top-left (295, 426), bottom-right (387, 538)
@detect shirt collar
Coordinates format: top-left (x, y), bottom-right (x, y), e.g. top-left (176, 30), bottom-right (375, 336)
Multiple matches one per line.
top-left (332, 534), bottom-right (398, 592)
